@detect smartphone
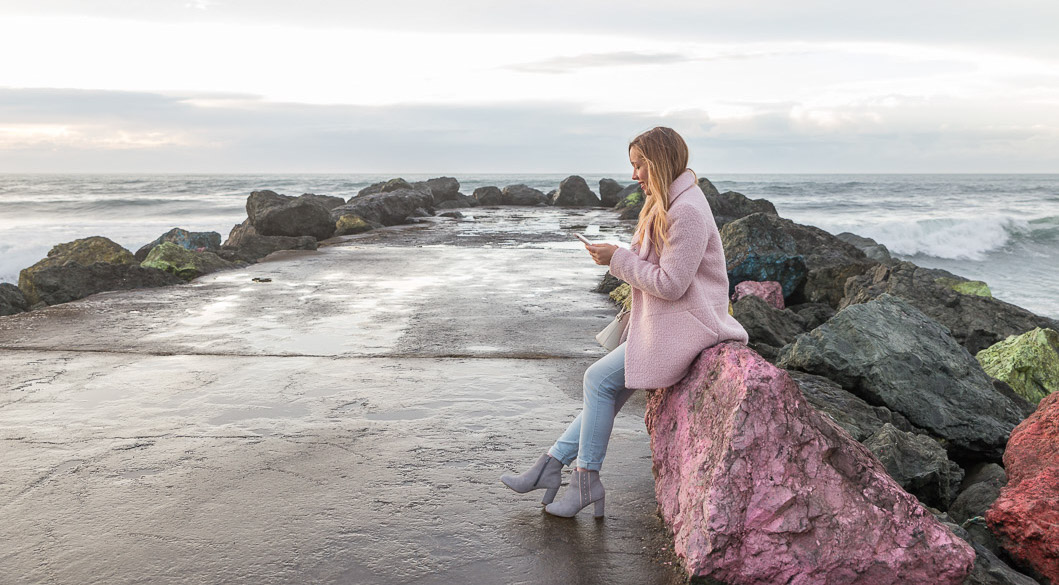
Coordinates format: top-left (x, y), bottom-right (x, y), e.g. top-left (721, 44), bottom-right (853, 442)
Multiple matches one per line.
top-left (575, 233), bottom-right (593, 245)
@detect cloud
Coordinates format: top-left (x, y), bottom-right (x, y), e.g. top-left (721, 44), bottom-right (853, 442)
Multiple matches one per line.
top-left (507, 51), bottom-right (693, 74)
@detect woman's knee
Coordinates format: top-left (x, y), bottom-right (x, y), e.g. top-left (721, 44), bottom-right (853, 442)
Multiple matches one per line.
top-left (583, 361), bottom-right (624, 401)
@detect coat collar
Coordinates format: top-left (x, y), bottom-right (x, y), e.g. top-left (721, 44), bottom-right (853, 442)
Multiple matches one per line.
top-left (668, 169), bottom-right (696, 204)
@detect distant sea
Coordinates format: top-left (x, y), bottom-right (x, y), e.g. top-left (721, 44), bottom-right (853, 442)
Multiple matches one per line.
top-left (1, 173), bottom-right (1057, 318)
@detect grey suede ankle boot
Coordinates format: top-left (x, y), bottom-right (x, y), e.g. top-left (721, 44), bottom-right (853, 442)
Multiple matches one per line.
top-left (544, 469), bottom-right (605, 518)
top-left (500, 453), bottom-right (563, 504)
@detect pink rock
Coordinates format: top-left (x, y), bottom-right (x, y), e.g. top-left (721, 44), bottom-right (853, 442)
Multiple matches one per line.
top-left (645, 342), bottom-right (974, 585)
top-left (732, 280), bottom-right (785, 309)
top-left (987, 392), bottom-right (1059, 583)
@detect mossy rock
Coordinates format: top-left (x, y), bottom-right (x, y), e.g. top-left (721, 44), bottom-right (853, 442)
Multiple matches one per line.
top-left (609, 283), bottom-right (631, 311)
top-left (935, 277), bottom-right (992, 298)
top-left (18, 236), bottom-right (136, 305)
top-left (615, 190), bottom-right (644, 210)
top-left (976, 327), bottom-right (1059, 404)
top-left (335, 214), bottom-right (374, 236)
top-left (141, 242), bottom-right (234, 281)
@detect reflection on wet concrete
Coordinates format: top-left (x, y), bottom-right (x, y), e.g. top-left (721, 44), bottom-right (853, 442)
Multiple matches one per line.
top-left (0, 207), bottom-right (685, 584)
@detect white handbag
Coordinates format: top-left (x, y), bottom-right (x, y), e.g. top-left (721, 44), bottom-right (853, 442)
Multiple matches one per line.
top-left (595, 307), bottom-right (630, 351)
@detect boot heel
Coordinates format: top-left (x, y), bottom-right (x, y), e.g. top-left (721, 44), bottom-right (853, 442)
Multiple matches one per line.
top-left (542, 486), bottom-right (559, 505)
top-left (593, 497), bottom-right (605, 518)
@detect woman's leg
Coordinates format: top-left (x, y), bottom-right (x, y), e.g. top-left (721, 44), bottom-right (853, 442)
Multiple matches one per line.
top-left (547, 343), bottom-right (635, 470)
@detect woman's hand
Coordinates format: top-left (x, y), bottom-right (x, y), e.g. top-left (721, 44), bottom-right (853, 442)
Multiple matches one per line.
top-left (585, 243), bottom-right (618, 265)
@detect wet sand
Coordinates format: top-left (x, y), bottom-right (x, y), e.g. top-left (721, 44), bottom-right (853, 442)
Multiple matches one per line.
top-left (0, 207), bottom-right (686, 584)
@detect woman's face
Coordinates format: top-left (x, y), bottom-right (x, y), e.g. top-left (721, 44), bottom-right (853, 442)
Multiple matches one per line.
top-left (630, 148), bottom-right (650, 195)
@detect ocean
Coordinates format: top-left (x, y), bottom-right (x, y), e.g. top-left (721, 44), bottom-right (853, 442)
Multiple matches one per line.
top-left (1, 173), bottom-right (1056, 318)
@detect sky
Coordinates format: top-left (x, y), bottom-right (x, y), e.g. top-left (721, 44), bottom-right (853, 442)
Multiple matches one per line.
top-left (1, 0), bottom-right (1058, 173)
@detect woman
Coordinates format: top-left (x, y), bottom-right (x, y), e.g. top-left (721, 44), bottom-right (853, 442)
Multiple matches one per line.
top-left (501, 126), bottom-right (748, 517)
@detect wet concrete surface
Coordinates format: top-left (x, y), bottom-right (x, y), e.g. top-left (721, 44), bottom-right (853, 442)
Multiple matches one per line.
top-left (0, 207), bottom-right (687, 584)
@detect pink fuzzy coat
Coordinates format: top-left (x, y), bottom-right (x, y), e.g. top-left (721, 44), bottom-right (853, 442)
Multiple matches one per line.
top-left (609, 169), bottom-right (749, 389)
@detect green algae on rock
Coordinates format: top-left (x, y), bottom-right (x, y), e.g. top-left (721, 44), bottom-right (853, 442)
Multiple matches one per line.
top-left (935, 277), bottom-right (992, 298)
top-left (609, 283), bottom-right (631, 311)
top-left (141, 242), bottom-right (235, 281)
top-left (18, 236), bottom-right (137, 305)
top-left (334, 214), bottom-right (374, 236)
top-left (976, 327), bottom-right (1059, 404)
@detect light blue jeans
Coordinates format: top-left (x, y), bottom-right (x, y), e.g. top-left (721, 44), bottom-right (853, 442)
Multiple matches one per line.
top-left (548, 342), bottom-right (637, 471)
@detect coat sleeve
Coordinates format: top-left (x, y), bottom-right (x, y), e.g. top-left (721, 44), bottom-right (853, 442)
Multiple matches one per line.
top-left (609, 206), bottom-right (708, 301)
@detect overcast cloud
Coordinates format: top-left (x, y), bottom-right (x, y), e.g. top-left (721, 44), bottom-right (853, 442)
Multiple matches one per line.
top-left (0, 1), bottom-right (1057, 173)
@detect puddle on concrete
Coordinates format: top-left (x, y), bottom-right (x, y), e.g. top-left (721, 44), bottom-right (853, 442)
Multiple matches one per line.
top-left (363, 408), bottom-right (435, 421)
top-left (209, 403), bottom-right (310, 425)
top-left (118, 468), bottom-right (162, 479)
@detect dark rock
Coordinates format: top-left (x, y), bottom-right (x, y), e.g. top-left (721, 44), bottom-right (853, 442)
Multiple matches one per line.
top-left (698, 177), bottom-right (721, 198)
top-left (965, 541), bottom-right (1040, 585)
top-left (330, 187), bottom-right (434, 227)
top-left (836, 232), bottom-right (893, 262)
top-left (438, 211), bottom-right (463, 219)
top-left (964, 463), bottom-right (1009, 489)
top-left (140, 242), bottom-right (236, 281)
top-left (408, 207), bottom-right (432, 218)
top-left (789, 370), bottom-right (914, 441)
top-left (15, 262), bottom-right (182, 306)
top-left (246, 189), bottom-right (290, 224)
top-left (299, 193), bottom-right (346, 210)
top-left (596, 272), bottom-right (625, 295)
top-left (599, 178), bottom-right (625, 207)
top-left (414, 177), bottom-right (461, 203)
top-left (962, 516), bottom-right (1004, 558)
top-left (779, 294), bottom-right (1027, 462)
top-left (134, 227), bottom-right (223, 262)
top-left (435, 195), bottom-right (474, 209)
top-left (18, 236), bottom-right (137, 306)
top-left (615, 184), bottom-right (644, 219)
top-left (222, 220), bottom-right (318, 262)
top-left (333, 214), bottom-right (378, 236)
top-left (551, 175), bottom-right (601, 207)
top-left (0, 283), bottom-right (29, 316)
top-left (706, 190), bottom-right (778, 229)
top-left (254, 196), bottom-right (336, 241)
top-left (952, 481), bottom-right (1006, 525)
top-left (732, 294), bottom-right (807, 348)
top-left (720, 213), bottom-right (809, 300)
top-left (501, 184), bottom-right (548, 206)
top-left (357, 178), bottom-right (413, 198)
top-left (472, 186), bottom-right (502, 206)
top-left (788, 302), bottom-right (836, 330)
top-left (864, 423), bottom-right (965, 509)
top-left (841, 261), bottom-right (1059, 354)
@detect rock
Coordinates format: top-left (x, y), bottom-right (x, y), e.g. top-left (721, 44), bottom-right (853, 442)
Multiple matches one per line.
top-left (140, 242), bottom-right (236, 281)
top-left (596, 273), bottom-right (624, 295)
top-left (987, 392), bottom-right (1059, 584)
top-left (18, 236), bottom-right (137, 306)
top-left (779, 294), bottom-right (1027, 462)
top-left (841, 261), bottom-right (1059, 355)
top-left (697, 177), bottom-right (720, 198)
top-left (435, 195), bottom-right (475, 209)
top-left (609, 283), bottom-right (631, 311)
top-left (836, 232), bottom-right (893, 262)
top-left (331, 187), bottom-right (434, 227)
top-left (615, 184), bottom-right (644, 219)
top-left (252, 195), bottom-right (336, 241)
top-left (790, 371), bottom-right (915, 441)
top-left (334, 214), bottom-right (377, 236)
top-left (551, 175), bottom-right (601, 207)
top-left (965, 540), bottom-right (1042, 585)
top-left (245, 189), bottom-right (289, 224)
top-left (962, 516), bottom-right (1004, 557)
top-left (357, 178), bottom-right (413, 198)
top-left (222, 220), bottom-right (318, 262)
top-left (0, 283), bottom-right (29, 316)
top-left (414, 177), bottom-right (461, 203)
top-left (950, 464), bottom-right (1008, 525)
top-left (789, 302), bottom-right (836, 330)
top-left (598, 178), bottom-right (625, 207)
top-left (720, 213), bottom-right (809, 299)
top-left (437, 211), bottom-right (463, 219)
top-left (976, 328), bottom-right (1059, 405)
top-left (134, 227), bottom-right (223, 261)
top-left (706, 190), bottom-right (778, 229)
top-left (472, 186), bottom-right (502, 206)
top-left (646, 342), bottom-right (975, 584)
top-left (500, 184), bottom-right (548, 206)
top-left (732, 280), bottom-right (785, 309)
top-left (936, 276), bottom-right (993, 298)
top-left (732, 294), bottom-right (806, 349)
top-left (299, 193), bottom-right (346, 210)
top-left (15, 262), bottom-right (182, 306)
top-left (864, 423), bottom-right (965, 509)
top-left (408, 207), bottom-right (432, 218)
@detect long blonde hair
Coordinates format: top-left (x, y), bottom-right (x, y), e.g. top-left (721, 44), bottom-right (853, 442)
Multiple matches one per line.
top-left (629, 126), bottom-right (692, 254)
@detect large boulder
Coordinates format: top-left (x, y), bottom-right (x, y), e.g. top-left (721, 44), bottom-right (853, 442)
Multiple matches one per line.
top-left (789, 371), bottom-right (914, 442)
top-left (140, 242), bottom-right (236, 281)
top-left (779, 294), bottom-right (1028, 462)
top-left (333, 214), bottom-right (377, 236)
top-left (222, 220), bottom-right (318, 262)
top-left (697, 177), bottom-right (721, 198)
top-left (732, 280), bottom-right (785, 309)
top-left (720, 213), bottom-right (809, 300)
top-left (706, 190), bottom-right (778, 229)
top-left (251, 194), bottom-right (336, 241)
top-left (944, 521), bottom-right (1043, 585)
top-left (614, 184), bottom-right (644, 219)
top-left (357, 178), bottom-right (413, 198)
top-left (646, 342), bottom-right (975, 584)
top-left (134, 227), bottom-right (222, 262)
top-left (598, 178), bottom-right (626, 207)
top-left (14, 263), bottom-right (182, 306)
top-left (331, 187), bottom-right (434, 227)
top-left (841, 261), bottom-right (1059, 354)
top-left (836, 232), bottom-right (893, 263)
top-left (950, 463), bottom-right (1007, 524)
top-left (18, 236), bottom-right (137, 306)
top-left (731, 294), bottom-right (807, 356)
top-left (299, 193), bottom-right (346, 211)
top-left (976, 328), bottom-right (1059, 405)
top-left (863, 423), bottom-right (965, 510)
top-left (245, 189), bottom-right (289, 224)
top-left (414, 177), bottom-right (461, 203)
top-left (987, 392), bottom-right (1059, 584)
top-left (472, 186), bottom-right (502, 206)
top-left (551, 175), bottom-right (601, 207)
top-left (500, 184), bottom-right (548, 206)
top-left (0, 283), bottom-right (29, 316)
